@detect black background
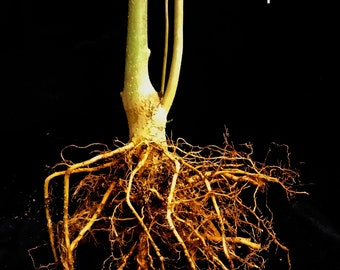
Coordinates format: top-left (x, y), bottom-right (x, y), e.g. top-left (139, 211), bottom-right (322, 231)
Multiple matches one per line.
top-left (1, 1), bottom-right (339, 269)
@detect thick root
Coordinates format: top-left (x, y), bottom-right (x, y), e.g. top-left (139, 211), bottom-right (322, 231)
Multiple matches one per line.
top-left (43, 136), bottom-right (305, 270)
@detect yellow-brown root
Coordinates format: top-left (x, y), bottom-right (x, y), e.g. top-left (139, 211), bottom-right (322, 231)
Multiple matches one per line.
top-left (43, 136), bottom-right (306, 270)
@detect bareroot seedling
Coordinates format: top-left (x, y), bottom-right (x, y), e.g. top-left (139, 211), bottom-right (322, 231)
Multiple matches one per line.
top-left (43, 135), bottom-right (305, 270)
top-left (41, 1), bottom-right (307, 269)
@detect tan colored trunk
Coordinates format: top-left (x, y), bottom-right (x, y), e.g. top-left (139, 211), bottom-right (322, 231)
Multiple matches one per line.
top-left (121, 87), bottom-right (167, 144)
top-left (121, 0), bottom-right (167, 145)
top-left (121, 0), bottom-right (182, 145)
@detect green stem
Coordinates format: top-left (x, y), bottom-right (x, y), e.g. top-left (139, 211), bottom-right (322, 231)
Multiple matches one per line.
top-left (160, 0), bottom-right (169, 97)
top-left (121, 0), bottom-right (183, 143)
top-left (123, 0), bottom-right (154, 99)
top-left (122, 0), bottom-right (166, 143)
top-left (162, 0), bottom-right (183, 113)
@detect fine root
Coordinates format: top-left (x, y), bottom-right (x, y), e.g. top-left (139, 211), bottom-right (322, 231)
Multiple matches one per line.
top-left (42, 136), bottom-right (306, 270)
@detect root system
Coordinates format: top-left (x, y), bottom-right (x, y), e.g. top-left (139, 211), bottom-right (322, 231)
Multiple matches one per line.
top-left (43, 135), bottom-right (305, 270)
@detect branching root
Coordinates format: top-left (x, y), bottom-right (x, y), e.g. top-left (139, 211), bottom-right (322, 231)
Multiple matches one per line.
top-left (42, 137), bottom-right (305, 270)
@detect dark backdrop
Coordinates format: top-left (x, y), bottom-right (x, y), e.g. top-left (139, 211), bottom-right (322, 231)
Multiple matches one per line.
top-left (1, 1), bottom-right (339, 269)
